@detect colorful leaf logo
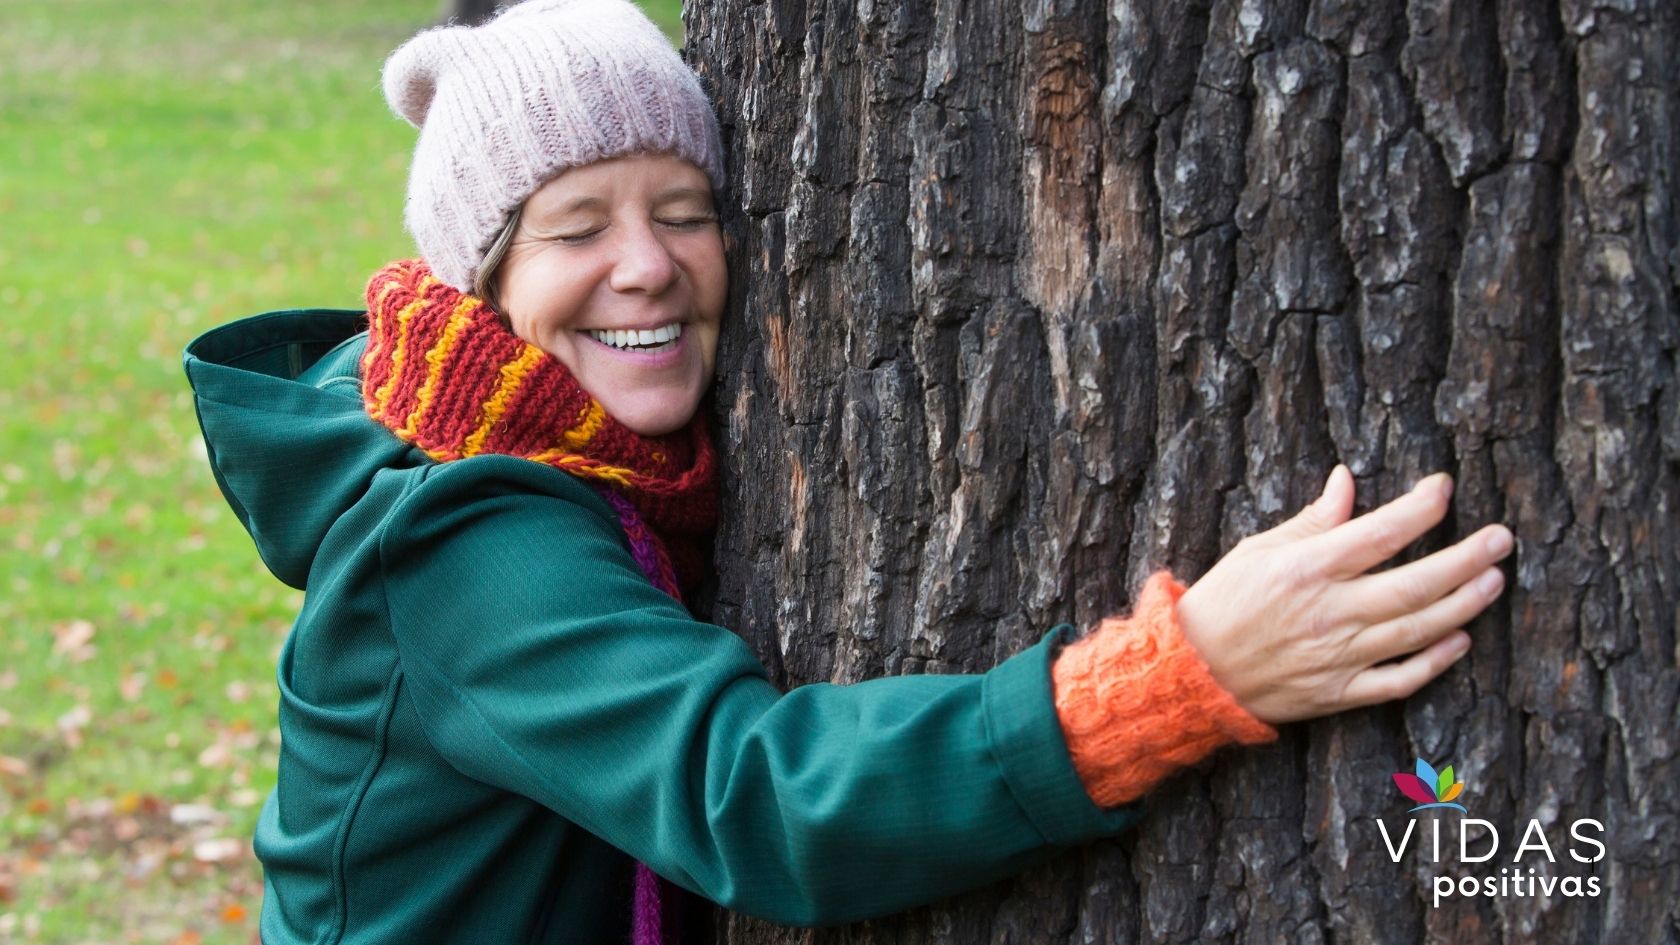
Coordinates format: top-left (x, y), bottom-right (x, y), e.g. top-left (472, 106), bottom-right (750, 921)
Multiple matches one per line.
top-left (1392, 758), bottom-right (1467, 813)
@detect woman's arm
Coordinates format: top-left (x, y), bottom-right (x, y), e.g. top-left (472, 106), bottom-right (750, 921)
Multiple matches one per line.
top-left (377, 456), bottom-right (1148, 928)
top-left (1050, 465), bottom-right (1514, 807)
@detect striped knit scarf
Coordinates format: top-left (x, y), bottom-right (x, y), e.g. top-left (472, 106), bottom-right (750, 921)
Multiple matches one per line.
top-left (361, 257), bottom-right (709, 945)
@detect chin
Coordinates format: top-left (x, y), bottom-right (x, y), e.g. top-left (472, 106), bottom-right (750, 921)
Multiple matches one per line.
top-left (605, 399), bottom-right (698, 437)
top-left (617, 416), bottom-right (690, 437)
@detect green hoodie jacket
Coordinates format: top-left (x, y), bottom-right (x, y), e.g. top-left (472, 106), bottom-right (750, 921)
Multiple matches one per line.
top-left (182, 308), bottom-right (1144, 945)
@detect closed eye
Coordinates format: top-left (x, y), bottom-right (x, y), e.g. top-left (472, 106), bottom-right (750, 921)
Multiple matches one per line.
top-left (554, 217), bottom-right (716, 244)
top-left (661, 216), bottom-right (718, 230)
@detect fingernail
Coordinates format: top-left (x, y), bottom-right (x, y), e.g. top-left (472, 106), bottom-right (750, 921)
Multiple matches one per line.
top-left (1416, 472), bottom-right (1451, 499)
top-left (1477, 568), bottom-right (1504, 597)
top-left (1486, 527), bottom-right (1513, 557)
top-left (1413, 472), bottom-right (1446, 494)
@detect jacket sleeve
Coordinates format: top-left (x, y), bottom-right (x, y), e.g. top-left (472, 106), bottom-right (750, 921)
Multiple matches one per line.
top-left (376, 457), bottom-right (1143, 928)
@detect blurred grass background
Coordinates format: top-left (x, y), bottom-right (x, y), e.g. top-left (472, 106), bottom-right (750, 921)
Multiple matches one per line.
top-left (0, 2), bottom-right (685, 941)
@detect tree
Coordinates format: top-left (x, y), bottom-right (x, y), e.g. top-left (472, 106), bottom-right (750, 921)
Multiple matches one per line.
top-left (685, 0), bottom-right (1679, 942)
top-left (448, 0), bottom-right (508, 26)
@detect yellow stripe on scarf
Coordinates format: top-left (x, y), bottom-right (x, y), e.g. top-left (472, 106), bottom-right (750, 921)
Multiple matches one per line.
top-left (370, 274), bottom-right (438, 415)
top-left (533, 453), bottom-right (638, 488)
top-left (560, 399), bottom-right (605, 451)
top-left (361, 278), bottom-right (405, 372)
top-left (396, 296), bottom-right (477, 441)
top-left (461, 344), bottom-right (548, 457)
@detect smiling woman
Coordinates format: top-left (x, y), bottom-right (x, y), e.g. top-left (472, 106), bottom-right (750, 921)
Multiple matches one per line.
top-left (178, 0), bottom-right (1519, 943)
top-left (490, 154), bottom-right (726, 437)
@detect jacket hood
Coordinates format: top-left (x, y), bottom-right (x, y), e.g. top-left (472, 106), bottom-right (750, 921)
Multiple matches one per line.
top-left (183, 309), bottom-right (426, 590)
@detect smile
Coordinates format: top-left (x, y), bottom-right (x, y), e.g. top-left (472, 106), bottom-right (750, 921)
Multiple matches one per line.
top-left (579, 322), bottom-right (690, 366)
top-left (585, 323), bottom-right (683, 351)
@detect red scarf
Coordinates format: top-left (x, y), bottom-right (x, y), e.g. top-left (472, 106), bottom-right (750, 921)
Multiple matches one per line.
top-left (359, 257), bottom-right (718, 597)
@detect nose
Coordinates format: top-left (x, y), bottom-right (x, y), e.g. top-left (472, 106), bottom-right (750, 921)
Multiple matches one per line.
top-left (608, 218), bottom-right (680, 296)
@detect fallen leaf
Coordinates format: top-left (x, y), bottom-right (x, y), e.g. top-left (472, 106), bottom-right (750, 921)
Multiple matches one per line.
top-left (192, 838), bottom-right (244, 863)
top-left (119, 672), bottom-right (147, 701)
top-left (51, 619), bottom-right (97, 662)
top-left (169, 804), bottom-right (220, 827)
top-left (197, 740), bottom-right (232, 768)
top-left (56, 704), bottom-right (92, 747)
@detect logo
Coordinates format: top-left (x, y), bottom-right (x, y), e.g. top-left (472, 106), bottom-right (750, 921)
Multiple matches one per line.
top-left (1376, 756), bottom-right (1605, 908)
top-left (1392, 758), bottom-right (1466, 813)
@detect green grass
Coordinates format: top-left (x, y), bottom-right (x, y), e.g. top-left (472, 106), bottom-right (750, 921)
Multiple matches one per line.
top-left (0, 2), bottom-right (685, 940)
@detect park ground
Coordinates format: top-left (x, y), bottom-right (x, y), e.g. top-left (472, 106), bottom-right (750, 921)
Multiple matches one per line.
top-left (0, 2), bottom-right (684, 941)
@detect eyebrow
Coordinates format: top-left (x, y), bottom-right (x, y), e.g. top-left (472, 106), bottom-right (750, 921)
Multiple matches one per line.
top-left (545, 186), bottom-right (715, 217)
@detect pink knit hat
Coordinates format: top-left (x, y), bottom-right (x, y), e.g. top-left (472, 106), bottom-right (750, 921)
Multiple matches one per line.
top-left (381, 0), bottom-right (727, 293)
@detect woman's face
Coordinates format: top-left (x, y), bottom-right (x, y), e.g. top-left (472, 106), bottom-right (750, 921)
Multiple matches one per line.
top-left (494, 153), bottom-right (726, 437)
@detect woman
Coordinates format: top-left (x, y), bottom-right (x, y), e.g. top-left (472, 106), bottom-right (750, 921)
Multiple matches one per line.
top-left (182, 1), bottom-right (1515, 942)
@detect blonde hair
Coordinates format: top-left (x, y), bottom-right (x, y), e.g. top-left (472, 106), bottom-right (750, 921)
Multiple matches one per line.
top-left (472, 204), bottom-right (524, 326)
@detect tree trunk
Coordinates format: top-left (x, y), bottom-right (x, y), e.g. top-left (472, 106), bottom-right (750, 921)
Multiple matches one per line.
top-left (447, 0), bottom-right (508, 27)
top-left (686, 0), bottom-right (1679, 942)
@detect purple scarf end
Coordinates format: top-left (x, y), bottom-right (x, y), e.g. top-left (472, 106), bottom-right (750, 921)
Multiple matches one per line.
top-left (634, 860), bottom-right (682, 945)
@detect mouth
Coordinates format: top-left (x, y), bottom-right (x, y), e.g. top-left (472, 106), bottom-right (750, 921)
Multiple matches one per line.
top-left (582, 322), bottom-right (684, 353)
top-left (577, 321), bottom-right (690, 365)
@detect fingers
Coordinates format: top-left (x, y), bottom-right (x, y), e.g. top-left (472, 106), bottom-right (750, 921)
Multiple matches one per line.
top-left (1317, 463), bottom-right (1354, 528)
top-left (1336, 522), bottom-right (1515, 627)
top-left (1301, 472), bottom-right (1453, 580)
top-left (1345, 563), bottom-right (1503, 668)
top-left (1251, 464), bottom-right (1355, 548)
top-left (1341, 629), bottom-right (1472, 709)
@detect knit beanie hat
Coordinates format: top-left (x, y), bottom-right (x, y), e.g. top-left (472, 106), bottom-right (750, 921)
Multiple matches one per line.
top-left (381, 0), bottom-right (727, 293)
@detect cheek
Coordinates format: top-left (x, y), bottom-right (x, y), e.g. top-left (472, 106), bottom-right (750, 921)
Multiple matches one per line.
top-left (501, 288), bottom-right (547, 348)
top-left (697, 324), bottom-right (721, 379)
top-left (708, 268), bottom-right (729, 310)
top-left (690, 244), bottom-right (728, 313)
top-left (497, 262), bottom-right (536, 341)
top-left (501, 261), bottom-right (594, 343)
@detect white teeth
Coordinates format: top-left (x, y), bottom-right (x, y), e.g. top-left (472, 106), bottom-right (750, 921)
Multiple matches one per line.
top-left (587, 323), bottom-right (682, 349)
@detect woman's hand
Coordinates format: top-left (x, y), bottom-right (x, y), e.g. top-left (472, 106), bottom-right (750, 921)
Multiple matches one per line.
top-left (1175, 464), bottom-right (1513, 726)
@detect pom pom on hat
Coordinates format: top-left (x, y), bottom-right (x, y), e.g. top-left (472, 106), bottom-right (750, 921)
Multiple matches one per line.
top-left (380, 0), bottom-right (726, 293)
top-left (381, 26), bottom-right (466, 129)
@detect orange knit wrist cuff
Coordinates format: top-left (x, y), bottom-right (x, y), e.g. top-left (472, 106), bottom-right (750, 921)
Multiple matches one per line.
top-left (1051, 569), bottom-right (1279, 808)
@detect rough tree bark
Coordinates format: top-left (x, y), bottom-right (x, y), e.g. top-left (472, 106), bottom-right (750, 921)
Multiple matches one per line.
top-left (685, 0), bottom-right (1678, 942)
top-left (447, 0), bottom-right (508, 26)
